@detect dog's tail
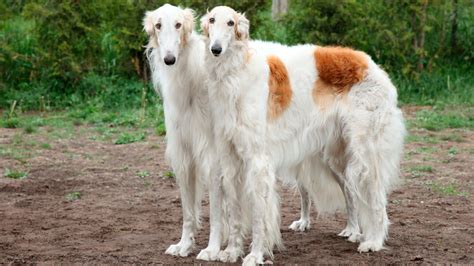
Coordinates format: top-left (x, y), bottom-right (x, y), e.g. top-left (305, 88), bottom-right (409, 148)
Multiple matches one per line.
top-left (298, 157), bottom-right (346, 215)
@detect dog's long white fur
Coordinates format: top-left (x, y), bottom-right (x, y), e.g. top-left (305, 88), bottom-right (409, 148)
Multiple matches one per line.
top-left (202, 6), bottom-right (406, 264)
top-left (143, 4), bottom-right (225, 261)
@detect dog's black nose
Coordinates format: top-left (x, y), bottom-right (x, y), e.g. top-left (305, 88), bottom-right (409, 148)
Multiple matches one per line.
top-left (164, 55), bottom-right (176, 65)
top-left (211, 44), bottom-right (222, 56)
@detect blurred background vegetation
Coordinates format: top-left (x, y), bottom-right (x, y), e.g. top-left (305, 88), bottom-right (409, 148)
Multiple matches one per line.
top-left (0, 0), bottom-right (473, 118)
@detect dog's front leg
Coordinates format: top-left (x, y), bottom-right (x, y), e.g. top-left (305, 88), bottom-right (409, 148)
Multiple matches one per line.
top-left (217, 147), bottom-right (245, 263)
top-left (197, 164), bottom-right (223, 261)
top-left (243, 155), bottom-right (281, 265)
top-left (165, 147), bottom-right (197, 257)
top-left (289, 180), bottom-right (311, 231)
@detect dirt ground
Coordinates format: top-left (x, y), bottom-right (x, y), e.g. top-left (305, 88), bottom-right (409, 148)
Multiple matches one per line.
top-left (1, 109), bottom-right (473, 264)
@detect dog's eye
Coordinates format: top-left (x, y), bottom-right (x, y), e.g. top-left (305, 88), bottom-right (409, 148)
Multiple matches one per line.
top-left (155, 23), bottom-right (161, 30)
top-left (227, 20), bottom-right (234, 26)
top-left (209, 17), bottom-right (215, 24)
top-left (175, 22), bottom-right (182, 29)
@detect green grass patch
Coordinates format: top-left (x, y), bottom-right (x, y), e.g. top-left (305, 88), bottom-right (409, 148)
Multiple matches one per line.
top-left (396, 64), bottom-right (474, 106)
top-left (23, 124), bottom-right (36, 134)
top-left (440, 134), bottom-right (465, 142)
top-left (155, 123), bottom-right (166, 136)
top-left (0, 118), bottom-right (20, 128)
top-left (0, 147), bottom-right (33, 161)
top-left (136, 170), bottom-right (150, 178)
top-left (65, 191), bottom-right (82, 201)
top-left (428, 182), bottom-right (469, 197)
top-left (448, 147), bottom-right (458, 155)
top-left (405, 135), bottom-right (422, 143)
top-left (410, 108), bottom-right (474, 131)
top-left (415, 146), bottom-right (439, 154)
top-left (40, 143), bottom-right (51, 149)
top-left (405, 134), bottom-right (439, 144)
top-left (411, 165), bottom-right (434, 173)
top-left (3, 168), bottom-right (28, 179)
top-left (114, 132), bottom-right (146, 145)
top-left (163, 171), bottom-right (175, 179)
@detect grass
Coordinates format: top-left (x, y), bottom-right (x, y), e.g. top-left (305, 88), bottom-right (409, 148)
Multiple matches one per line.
top-left (0, 118), bottom-right (20, 128)
top-left (40, 142), bottom-right (51, 149)
top-left (448, 147), bottom-right (458, 155)
top-left (409, 165), bottom-right (434, 178)
top-left (409, 107), bottom-right (474, 131)
top-left (440, 134), bottom-right (465, 142)
top-left (427, 182), bottom-right (469, 198)
top-left (413, 146), bottom-right (439, 154)
top-left (65, 191), bottom-right (82, 201)
top-left (136, 170), bottom-right (150, 178)
top-left (23, 124), bottom-right (36, 134)
top-left (405, 134), bottom-right (439, 144)
top-left (114, 132), bottom-right (146, 145)
top-left (411, 165), bottom-right (434, 173)
top-left (396, 64), bottom-right (474, 106)
top-left (163, 171), bottom-right (175, 179)
top-left (3, 168), bottom-right (28, 179)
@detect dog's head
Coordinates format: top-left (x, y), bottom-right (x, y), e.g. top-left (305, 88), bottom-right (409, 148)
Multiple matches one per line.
top-left (200, 6), bottom-right (249, 57)
top-left (143, 4), bottom-right (194, 66)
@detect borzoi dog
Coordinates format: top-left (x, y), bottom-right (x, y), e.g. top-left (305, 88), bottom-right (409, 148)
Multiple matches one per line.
top-left (143, 4), bottom-right (224, 261)
top-left (202, 5), bottom-right (405, 263)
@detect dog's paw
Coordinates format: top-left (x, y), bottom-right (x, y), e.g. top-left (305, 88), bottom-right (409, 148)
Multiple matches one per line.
top-left (242, 252), bottom-right (264, 266)
top-left (347, 232), bottom-right (362, 243)
top-left (357, 240), bottom-right (384, 253)
top-left (196, 246), bottom-right (220, 261)
top-left (165, 242), bottom-right (193, 257)
top-left (218, 247), bottom-right (243, 263)
top-left (289, 218), bottom-right (310, 232)
top-left (338, 225), bottom-right (361, 242)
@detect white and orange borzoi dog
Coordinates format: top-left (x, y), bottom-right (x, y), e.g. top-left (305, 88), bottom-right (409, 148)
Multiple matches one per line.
top-left (202, 6), bottom-right (405, 264)
top-left (143, 4), bottom-right (225, 260)
top-left (143, 5), bottom-right (346, 262)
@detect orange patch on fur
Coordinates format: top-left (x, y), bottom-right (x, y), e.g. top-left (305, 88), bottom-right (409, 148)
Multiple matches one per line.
top-left (313, 46), bottom-right (368, 108)
top-left (267, 55), bottom-right (292, 120)
top-left (315, 46), bottom-right (368, 89)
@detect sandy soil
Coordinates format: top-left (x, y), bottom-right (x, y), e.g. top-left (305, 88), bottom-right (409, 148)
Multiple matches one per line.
top-left (1, 111), bottom-right (473, 264)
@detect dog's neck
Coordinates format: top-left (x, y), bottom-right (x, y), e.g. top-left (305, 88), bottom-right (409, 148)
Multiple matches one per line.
top-left (205, 40), bottom-right (250, 84)
top-left (205, 39), bottom-right (252, 114)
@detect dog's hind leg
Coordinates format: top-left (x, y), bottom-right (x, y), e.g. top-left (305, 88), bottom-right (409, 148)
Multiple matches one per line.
top-left (289, 180), bottom-right (311, 232)
top-left (345, 151), bottom-right (388, 252)
top-left (327, 160), bottom-right (361, 242)
top-left (165, 148), bottom-right (198, 257)
top-left (336, 176), bottom-right (362, 242)
top-left (343, 108), bottom-right (404, 252)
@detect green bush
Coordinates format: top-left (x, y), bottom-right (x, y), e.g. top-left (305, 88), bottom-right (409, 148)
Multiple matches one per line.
top-left (0, 0), bottom-right (473, 111)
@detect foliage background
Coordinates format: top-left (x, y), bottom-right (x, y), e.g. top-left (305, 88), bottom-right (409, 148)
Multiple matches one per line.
top-left (0, 0), bottom-right (473, 112)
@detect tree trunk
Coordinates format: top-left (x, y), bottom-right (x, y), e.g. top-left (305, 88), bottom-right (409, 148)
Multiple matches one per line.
top-left (272, 0), bottom-right (288, 20)
top-left (450, 0), bottom-right (458, 52)
top-left (417, 0), bottom-right (428, 71)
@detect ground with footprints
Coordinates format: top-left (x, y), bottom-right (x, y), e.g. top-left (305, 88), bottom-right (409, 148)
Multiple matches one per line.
top-left (1, 107), bottom-right (472, 264)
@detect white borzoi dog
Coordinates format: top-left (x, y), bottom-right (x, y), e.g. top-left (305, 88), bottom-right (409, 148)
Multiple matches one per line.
top-left (143, 4), bottom-right (224, 261)
top-left (201, 5), bottom-right (405, 263)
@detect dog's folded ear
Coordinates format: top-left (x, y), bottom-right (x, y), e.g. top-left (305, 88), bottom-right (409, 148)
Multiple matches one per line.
top-left (200, 12), bottom-right (209, 38)
top-left (183, 8), bottom-right (195, 34)
top-left (143, 11), bottom-right (156, 36)
top-left (235, 12), bottom-right (249, 41)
